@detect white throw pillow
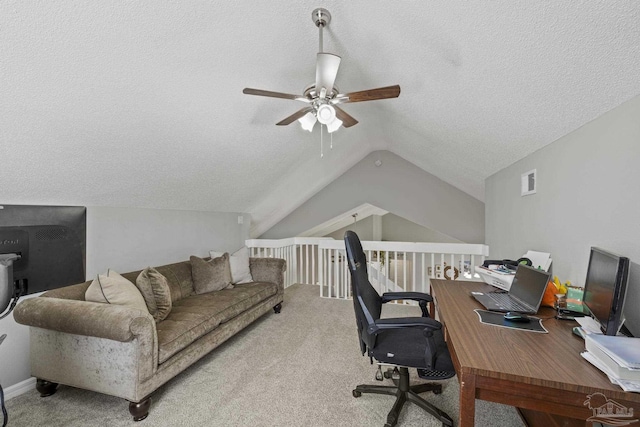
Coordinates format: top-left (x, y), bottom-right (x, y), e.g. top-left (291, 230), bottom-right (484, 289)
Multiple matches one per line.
top-left (209, 247), bottom-right (253, 284)
top-left (85, 269), bottom-right (148, 313)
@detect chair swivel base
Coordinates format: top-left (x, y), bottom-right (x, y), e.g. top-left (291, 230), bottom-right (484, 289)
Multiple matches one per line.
top-left (352, 366), bottom-right (453, 427)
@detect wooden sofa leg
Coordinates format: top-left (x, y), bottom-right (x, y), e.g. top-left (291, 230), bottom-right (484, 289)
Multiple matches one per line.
top-left (273, 303), bottom-right (282, 314)
top-left (129, 397), bottom-right (151, 421)
top-left (36, 379), bottom-right (58, 397)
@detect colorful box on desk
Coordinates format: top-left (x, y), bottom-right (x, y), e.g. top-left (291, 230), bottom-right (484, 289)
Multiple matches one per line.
top-left (475, 266), bottom-right (514, 291)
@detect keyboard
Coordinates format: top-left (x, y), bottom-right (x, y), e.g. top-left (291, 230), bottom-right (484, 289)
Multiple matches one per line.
top-left (487, 292), bottom-right (530, 312)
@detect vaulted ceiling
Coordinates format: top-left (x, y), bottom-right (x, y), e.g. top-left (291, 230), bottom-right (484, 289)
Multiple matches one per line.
top-left (2, 2), bottom-right (639, 237)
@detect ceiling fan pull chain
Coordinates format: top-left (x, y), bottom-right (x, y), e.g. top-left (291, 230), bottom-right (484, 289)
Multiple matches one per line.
top-left (330, 129), bottom-right (333, 150)
top-left (320, 125), bottom-right (324, 158)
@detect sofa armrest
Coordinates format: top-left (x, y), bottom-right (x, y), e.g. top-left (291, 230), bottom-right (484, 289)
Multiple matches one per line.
top-left (14, 297), bottom-right (153, 343)
top-left (15, 296), bottom-right (159, 395)
top-left (249, 258), bottom-right (286, 293)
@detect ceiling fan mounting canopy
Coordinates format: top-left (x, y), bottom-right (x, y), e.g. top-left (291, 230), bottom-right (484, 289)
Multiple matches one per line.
top-left (312, 8), bottom-right (331, 28)
top-left (242, 8), bottom-right (400, 132)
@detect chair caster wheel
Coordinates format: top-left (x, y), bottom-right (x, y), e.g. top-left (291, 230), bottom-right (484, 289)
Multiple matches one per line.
top-left (383, 370), bottom-right (392, 379)
top-left (433, 389), bottom-right (443, 395)
top-left (352, 390), bottom-right (362, 398)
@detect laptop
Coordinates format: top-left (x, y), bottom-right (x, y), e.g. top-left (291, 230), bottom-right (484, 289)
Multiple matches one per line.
top-left (471, 264), bottom-right (551, 314)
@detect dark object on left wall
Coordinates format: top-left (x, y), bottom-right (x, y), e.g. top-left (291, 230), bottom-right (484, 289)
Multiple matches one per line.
top-left (0, 204), bottom-right (86, 296)
top-left (1, 334), bottom-right (7, 427)
top-left (0, 205), bottom-right (85, 427)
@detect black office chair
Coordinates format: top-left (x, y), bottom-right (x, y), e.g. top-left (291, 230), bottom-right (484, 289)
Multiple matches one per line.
top-left (344, 231), bottom-right (455, 427)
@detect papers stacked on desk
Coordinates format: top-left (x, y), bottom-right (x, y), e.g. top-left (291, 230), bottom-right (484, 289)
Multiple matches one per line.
top-left (523, 250), bottom-right (553, 271)
top-left (582, 334), bottom-right (640, 392)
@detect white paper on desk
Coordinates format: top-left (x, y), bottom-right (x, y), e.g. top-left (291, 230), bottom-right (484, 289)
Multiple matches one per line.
top-left (582, 351), bottom-right (619, 382)
top-left (583, 351), bottom-right (640, 393)
top-left (523, 250), bottom-right (552, 271)
top-left (611, 377), bottom-right (640, 393)
top-left (576, 316), bottom-right (603, 334)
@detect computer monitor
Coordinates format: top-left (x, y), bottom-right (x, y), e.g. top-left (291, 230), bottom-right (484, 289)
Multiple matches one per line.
top-left (0, 205), bottom-right (86, 295)
top-left (582, 247), bottom-right (629, 336)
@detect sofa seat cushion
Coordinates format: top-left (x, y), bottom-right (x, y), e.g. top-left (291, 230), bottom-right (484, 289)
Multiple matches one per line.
top-left (157, 282), bottom-right (277, 363)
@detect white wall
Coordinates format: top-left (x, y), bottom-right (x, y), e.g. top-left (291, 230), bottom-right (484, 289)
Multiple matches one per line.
top-left (325, 213), bottom-right (462, 244)
top-left (0, 206), bottom-right (248, 391)
top-left (261, 151), bottom-right (485, 244)
top-left (381, 213), bottom-right (462, 243)
top-left (324, 216), bottom-right (375, 241)
top-left (86, 207), bottom-right (249, 277)
top-left (485, 94), bottom-right (640, 335)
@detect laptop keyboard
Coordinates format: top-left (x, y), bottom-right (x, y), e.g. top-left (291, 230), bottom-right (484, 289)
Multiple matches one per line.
top-left (487, 292), bottom-right (530, 312)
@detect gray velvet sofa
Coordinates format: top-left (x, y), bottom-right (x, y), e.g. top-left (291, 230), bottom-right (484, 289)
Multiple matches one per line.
top-left (13, 257), bottom-right (285, 421)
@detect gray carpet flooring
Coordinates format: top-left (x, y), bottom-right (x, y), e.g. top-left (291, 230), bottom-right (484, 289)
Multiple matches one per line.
top-left (7, 284), bottom-right (525, 426)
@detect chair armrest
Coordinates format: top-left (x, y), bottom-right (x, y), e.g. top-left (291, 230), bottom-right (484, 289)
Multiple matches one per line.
top-left (13, 297), bottom-right (153, 342)
top-left (381, 291), bottom-right (433, 303)
top-left (367, 316), bottom-right (442, 335)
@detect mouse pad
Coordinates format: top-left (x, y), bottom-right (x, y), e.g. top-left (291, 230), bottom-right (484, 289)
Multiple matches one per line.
top-left (474, 309), bottom-right (548, 333)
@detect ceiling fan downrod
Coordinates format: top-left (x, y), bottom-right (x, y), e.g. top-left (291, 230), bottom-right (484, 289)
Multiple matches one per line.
top-left (312, 8), bottom-right (331, 53)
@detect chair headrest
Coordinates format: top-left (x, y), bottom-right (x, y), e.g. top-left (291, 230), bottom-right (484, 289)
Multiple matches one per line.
top-left (344, 230), bottom-right (366, 271)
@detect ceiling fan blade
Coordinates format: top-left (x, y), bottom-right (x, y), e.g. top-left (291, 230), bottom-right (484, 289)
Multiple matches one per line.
top-left (333, 106), bottom-right (358, 128)
top-left (335, 85), bottom-right (401, 104)
top-left (276, 107), bottom-right (314, 126)
top-left (315, 53), bottom-right (341, 97)
top-left (243, 88), bottom-right (302, 101)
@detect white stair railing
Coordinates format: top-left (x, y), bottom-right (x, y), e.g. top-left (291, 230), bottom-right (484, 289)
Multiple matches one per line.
top-left (317, 239), bottom-right (489, 300)
top-left (246, 237), bottom-right (332, 288)
top-left (246, 237), bottom-right (489, 300)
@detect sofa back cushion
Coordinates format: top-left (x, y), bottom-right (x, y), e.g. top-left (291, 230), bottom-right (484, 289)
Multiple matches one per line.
top-left (44, 260), bottom-right (198, 305)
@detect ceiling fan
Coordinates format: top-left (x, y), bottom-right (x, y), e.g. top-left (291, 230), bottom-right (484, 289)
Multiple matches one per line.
top-left (243, 8), bottom-right (401, 135)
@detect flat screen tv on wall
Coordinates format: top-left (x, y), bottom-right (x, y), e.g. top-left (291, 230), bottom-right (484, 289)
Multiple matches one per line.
top-left (0, 204), bottom-right (86, 295)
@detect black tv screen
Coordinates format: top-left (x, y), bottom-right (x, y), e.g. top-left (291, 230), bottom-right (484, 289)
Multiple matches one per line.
top-left (583, 247), bottom-right (629, 336)
top-left (0, 205), bottom-right (86, 294)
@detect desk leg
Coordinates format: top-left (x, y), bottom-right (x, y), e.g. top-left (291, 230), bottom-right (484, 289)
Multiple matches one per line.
top-left (459, 372), bottom-right (476, 427)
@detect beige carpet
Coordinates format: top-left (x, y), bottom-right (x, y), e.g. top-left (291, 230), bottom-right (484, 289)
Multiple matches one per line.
top-left (7, 284), bottom-right (525, 426)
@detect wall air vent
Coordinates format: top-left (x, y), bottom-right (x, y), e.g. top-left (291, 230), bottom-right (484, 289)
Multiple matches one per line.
top-left (521, 169), bottom-right (537, 196)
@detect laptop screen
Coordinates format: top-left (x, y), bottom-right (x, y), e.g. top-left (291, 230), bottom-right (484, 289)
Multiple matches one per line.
top-left (509, 265), bottom-right (551, 309)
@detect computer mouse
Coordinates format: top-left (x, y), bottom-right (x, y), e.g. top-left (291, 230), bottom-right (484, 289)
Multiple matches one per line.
top-left (503, 312), bottom-right (531, 323)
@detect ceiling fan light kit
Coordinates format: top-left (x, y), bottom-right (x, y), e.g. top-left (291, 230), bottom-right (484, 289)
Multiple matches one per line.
top-left (243, 8), bottom-right (401, 156)
top-left (317, 104), bottom-right (335, 125)
top-left (299, 112), bottom-right (317, 132)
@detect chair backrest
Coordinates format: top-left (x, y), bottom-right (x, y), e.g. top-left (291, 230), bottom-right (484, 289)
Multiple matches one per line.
top-left (344, 230), bottom-right (382, 354)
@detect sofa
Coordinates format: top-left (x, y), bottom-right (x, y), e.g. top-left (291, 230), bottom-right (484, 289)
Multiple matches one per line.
top-left (13, 256), bottom-right (286, 421)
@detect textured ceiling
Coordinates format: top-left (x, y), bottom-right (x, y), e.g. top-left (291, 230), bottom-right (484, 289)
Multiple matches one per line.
top-left (2, 1), bottom-right (639, 237)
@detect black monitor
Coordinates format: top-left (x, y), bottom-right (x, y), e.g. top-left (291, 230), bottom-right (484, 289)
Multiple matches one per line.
top-left (0, 205), bottom-right (86, 295)
top-left (582, 247), bottom-right (629, 336)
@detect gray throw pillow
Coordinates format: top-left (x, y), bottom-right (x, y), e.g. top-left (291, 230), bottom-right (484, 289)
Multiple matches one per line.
top-left (190, 253), bottom-right (233, 294)
top-left (136, 267), bottom-right (172, 322)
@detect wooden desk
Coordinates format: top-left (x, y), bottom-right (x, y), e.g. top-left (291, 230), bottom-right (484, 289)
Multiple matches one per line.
top-left (430, 279), bottom-right (640, 427)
